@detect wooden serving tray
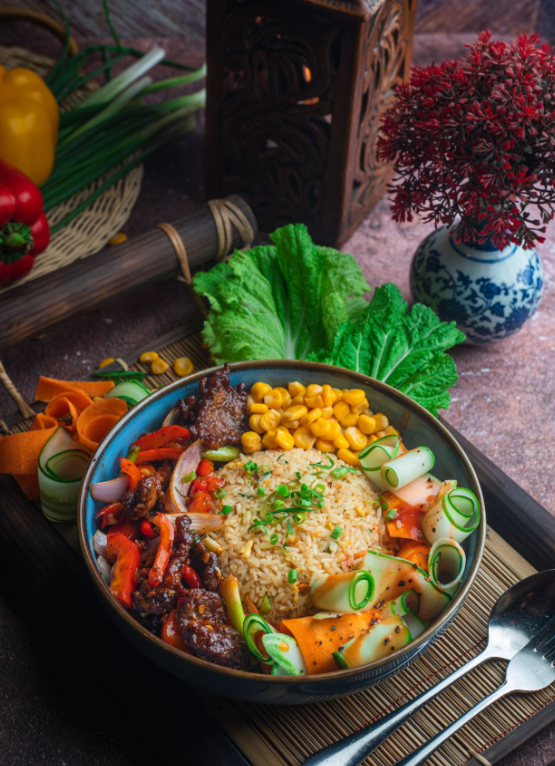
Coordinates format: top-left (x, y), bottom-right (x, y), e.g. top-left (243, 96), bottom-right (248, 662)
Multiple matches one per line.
top-left (2, 320), bottom-right (555, 766)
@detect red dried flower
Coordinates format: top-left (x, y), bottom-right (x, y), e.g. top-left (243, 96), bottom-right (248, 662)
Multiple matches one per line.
top-left (378, 31), bottom-right (555, 250)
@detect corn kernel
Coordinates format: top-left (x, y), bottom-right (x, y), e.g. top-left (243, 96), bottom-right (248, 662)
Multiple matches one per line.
top-left (274, 387), bottom-right (292, 409)
top-left (260, 409), bottom-right (282, 431)
top-left (251, 382), bottom-right (272, 402)
top-left (321, 384), bottom-right (334, 407)
top-left (99, 357), bottom-right (115, 369)
top-left (321, 406), bottom-right (334, 419)
top-left (333, 433), bottom-right (350, 450)
top-left (340, 412), bottom-right (359, 428)
top-left (288, 381), bottom-right (306, 398)
top-left (315, 438), bottom-right (335, 453)
top-left (375, 430), bottom-right (387, 439)
top-left (172, 356), bottom-right (194, 377)
top-left (306, 384), bottom-right (323, 398)
top-left (275, 427), bottom-right (294, 450)
top-left (286, 420), bottom-right (300, 430)
top-left (108, 231), bottom-right (128, 246)
top-left (242, 431), bottom-right (262, 453)
top-left (291, 393), bottom-right (305, 406)
top-left (249, 414), bottom-right (264, 434)
top-left (373, 413), bottom-right (389, 431)
top-left (343, 388), bottom-right (366, 406)
top-left (300, 408), bottom-right (322, 427)
top-left (367, 434), bottom-right (378, 445)
top-left (305, 395), bottom-right (324, 409)
top-left (326, 420), bottom-right (342, 440)
top-left (140, 351), bottom-right (159, 363)
top-left (358, 414), bottom-right (377, 435)
top-left (249, 402), bottom-right (268, 415)
top-left (333, 401), bottom-right (350, 421)
top-left (344, 427), bottom-right (367, 451)
top-left (247, 394), bottom-right (254, 406)
top-left (293, 426), bottom-right (317, 449)
top-left (337, 448), bottom-right (360, 466)
top-left (262, 430), bottom-right (278, 449)
top-left (383, 425), bottom-right (400, 436)
top-left (309, 418), bottom-right (332, 439)
top-left (264, 389), bottom-right (283, 409)
top-left (151, 358), bottom-right (169, 375)
top-left (351, 398), bottom-right (370, 416)
top-left (332, 388), bottom-right (343, 403)
top-left (283, 404), bottom-right (308, 422)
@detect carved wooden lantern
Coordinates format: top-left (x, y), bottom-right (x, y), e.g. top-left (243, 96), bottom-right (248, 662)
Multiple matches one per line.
top-left (205, 0), bottom-right (417, 246)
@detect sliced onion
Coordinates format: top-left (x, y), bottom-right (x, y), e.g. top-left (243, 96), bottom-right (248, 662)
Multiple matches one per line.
top-left (97, 555), bottom-right (112, 585)
top-left (166, 512), bottom-right (224, 533)
top-left (91, 474), bottom-right (129, 503)
top-left (162, 406), bottom-right (181, 427)
top-left (93, 529), bottom-right (109, 557)
top-left (165, 439), bottom-right (203, 513)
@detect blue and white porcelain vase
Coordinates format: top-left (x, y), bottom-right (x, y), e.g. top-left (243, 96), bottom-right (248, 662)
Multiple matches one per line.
top-left (410, 227), bottom-right (544, 344)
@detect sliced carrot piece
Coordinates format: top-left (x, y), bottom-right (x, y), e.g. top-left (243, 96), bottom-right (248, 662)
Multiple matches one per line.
top-left (30, 413), bottom-right (59, 431)
top-left (397, 541), bottom-right (431, 572)
top-left (0, 427), bottom-right (57, 476)
top-left (45, 391), bottom-right (94, 434)
top-left (35, 376), bottom-right (114, 402)
top-left (280, 612), bottom-right (372, 675)
top-left (75, 398), bottom-right (127, 451)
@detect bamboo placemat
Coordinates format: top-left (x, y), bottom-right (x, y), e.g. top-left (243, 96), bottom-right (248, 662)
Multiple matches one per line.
top-left (6, 326), bottom-right (555, 766)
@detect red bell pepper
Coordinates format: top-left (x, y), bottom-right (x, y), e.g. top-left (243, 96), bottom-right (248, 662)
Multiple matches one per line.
top-left (107, 521), bottom-right (139, 540)
top-left (133, 426), bottom-right (190, 452)
top-left (106, 532), bottom-right (141, 610)
top-left (140, 519), bottom-right (157, 538)
top-left (190, 474), bottom-right (224, 496)
top-left (382, 492), bottom-right (425, 541)
top-left (0, 160), bottom-right (50, 284)
top-left (188, 491), bottom-right (212, 514)
top-left (182, 564), bottom-right (202, 589)
top-left (135, 448), bottom-right (185, 464)
top-left (95, 501), bottom-right (122, 529)
top-left (148, 512), bottom-right (175, 587)
top-left (197, 459), bottom-right (214, 477)
top-left (119, 457), bottom-right (142, 491)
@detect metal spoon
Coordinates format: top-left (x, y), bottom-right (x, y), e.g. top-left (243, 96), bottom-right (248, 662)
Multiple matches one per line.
top-left (304, 569), bottom-right (555, 766)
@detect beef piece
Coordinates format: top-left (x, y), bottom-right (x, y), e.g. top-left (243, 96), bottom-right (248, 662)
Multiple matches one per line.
top-left (120, 462), bottom-right (172, 521)
top-left (190, 542), bottom-right (222, 592)
top-left (133, 515), bottom-right (195, 616)
top-left (178, 363), bottom-right (247, 449)
top-left (185, 621), bottom-right (250, 670)
top-left (177, 589), bottom-right (225, 627)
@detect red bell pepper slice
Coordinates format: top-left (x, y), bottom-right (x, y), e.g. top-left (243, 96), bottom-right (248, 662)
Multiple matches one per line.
top-left (190, 474), bottom-right (224, 496)
top-left (133, 426), bottom-right (190, 452)
top-left (197, 459), bottom-right (214, 477)
top-left (161, 609), bottom-right (192, 653)
top-left (383, 492), bottom-right (425, 541)
top-left (95, 501), bottom-right (122, 529)
top-left (188, 492), bottom-right (212, 514)
top-left (140, 519), bottom-right (157, 538)
top-left (182, 565), bottom-right (202, 589)
top-left (106, 532), bottom-right (141, 610)
top-left (148, 512), bottom-right (175, 587)
top-left (135, 448), bottom-right (184, 464)
top-left (119, 457), bottom-right (142, 491)
top-left (107, 521), bottom-right (139, 540)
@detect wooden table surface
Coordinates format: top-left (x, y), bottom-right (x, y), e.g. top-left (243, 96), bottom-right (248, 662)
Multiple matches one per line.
top-left (1, 2), bottom-right (555, 765)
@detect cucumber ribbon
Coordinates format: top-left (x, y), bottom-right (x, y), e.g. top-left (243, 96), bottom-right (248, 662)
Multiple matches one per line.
top-left (421, 482), bottom-right (480, 544)
top-left (38, 427), bottom-right (91, 522)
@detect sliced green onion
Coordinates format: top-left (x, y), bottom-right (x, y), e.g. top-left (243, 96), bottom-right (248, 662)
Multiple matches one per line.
top-left (183, 470), bottom-right (197, 483)
top-left (309, 455), bottom-right (335, 470)
top-left (257, 486), bottom-right (266, 497)
top-left (331, 526), bottom-right (343, 540)
top-left (385, 509), bottom-right (397, 521)
top-left (219, 505), bottom-right (233, 516)
top-left (276, 485), bottom-right (290, 498)
top-left (288, 569), bottom-right (298, 584)
top-left (273, 499), bottom-right (285, 511)
top-left (315, 483), bottom-right (326, 493)
top-left (293, 513), bottom-right (306, 525)
top-left (317, 499), bottom-right (325, 508)
top-left (269, 534), bottom-right (279, 545)
top-left (201, 446), bottom-right (240, 462)
top-left (220, 575), bottom-right (245, 637)
top-left (286, 519), bottom-right (294, 539)
top-left (94, 369), bottom-right (148, 380)
top-left (214, 488), bottom-right (226, 499)
top-left (329, 466), bottom-right (357, 479)
top-left (126, 445), bottom-right (140, 463)
top-left (244, 461), bottom-right (258, 473)
top-left (296, 471), bottom-right (302, 480)
top-left (276, 454), bottom-right (288, 462)
top-left (260, 594), bottom-right (271, 614)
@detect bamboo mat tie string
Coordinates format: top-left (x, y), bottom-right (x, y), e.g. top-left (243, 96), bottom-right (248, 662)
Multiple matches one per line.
top-left (157, 222), bottom-right (192, 285)
top-left (471, 753), bottom-right (492, 766)
top-left (0, 357), bottom-right (34, 420)
top-left (208, 198), bottom-right (254, 260)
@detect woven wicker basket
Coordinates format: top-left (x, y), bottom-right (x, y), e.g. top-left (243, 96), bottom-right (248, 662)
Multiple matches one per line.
top-left (0, 44), bottom-right (143, 293)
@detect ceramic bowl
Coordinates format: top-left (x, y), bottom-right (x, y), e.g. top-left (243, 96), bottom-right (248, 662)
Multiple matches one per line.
top-left (78, 361), bottom-right (485, 705)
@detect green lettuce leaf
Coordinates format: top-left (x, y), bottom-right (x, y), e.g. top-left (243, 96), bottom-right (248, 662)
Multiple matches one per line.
top-left (310, 284), bottom-right (465, 416)
top-left (193, 224), bottom-right (370, 362)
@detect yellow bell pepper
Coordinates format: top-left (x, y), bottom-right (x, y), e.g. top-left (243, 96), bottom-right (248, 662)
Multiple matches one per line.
top-left (0, 66), bottom-right (59, 186)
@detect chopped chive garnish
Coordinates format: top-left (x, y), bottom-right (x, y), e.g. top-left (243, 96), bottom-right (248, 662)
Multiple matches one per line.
top-left (276, 484), bottom-right (290, 498)
top-left (386, 509), bottom-right (397, 521)
top-left (317, 499), bottom-right (325, 508)
top-left (288, 569), bottom-right (298, 584)
top-left (257, 486), bottom-right (266, 497)
top-left (244, 460), bottom-right (258, 473)
top-left (214, 488), bottom-right (226, 498)
top-left (261, 594), bottom-right (271, 614)
top-left (126, 445), bottom-right (140, 463)
top-left (331, 526), bottom-right (343, 540)
top-left (286, 519), bottom-right (294, 538)
top-left (379, 495), bottom-right (389, 510)
top-left (293, 512), bottom-right (306, 525)
top-left (269, 533), bottom-right (279, 545)
top-left (259, 471), bottom-right (272, 481)
top-left (219, 505), bottom-right (233, 515)
top-left (330, 466), bottom-right (357, 479)
top-left (296, 471), bottom-right (302, 480)
top-left (238, 492), bottom-right (255, 498)
top-left (183, 470), bottom-right (197, 483)
top-left (276, 454), bottom-right (288, 463)
top-left (309, 455), bottom-right (335, 470)
top-left (316, 483), bottom-right (326, 493)
top-left (273, 498), bottom-right (285, 511)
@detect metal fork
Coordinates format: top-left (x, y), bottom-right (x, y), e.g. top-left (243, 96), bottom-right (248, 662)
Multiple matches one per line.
top-left (390, 614), bottom-right (555, 766)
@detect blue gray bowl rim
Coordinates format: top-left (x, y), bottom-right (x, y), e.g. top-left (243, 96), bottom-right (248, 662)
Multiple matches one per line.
top-left (77, 360), bottom-right (486, 691)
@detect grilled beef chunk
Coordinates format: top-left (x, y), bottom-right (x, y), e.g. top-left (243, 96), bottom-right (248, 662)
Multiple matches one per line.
top-left (184, 621), bottom-right (250, 670)
top-left (121, 461), bottom-right (172, 521)
top-left (176, 363), bottom-right (247, 449)
top-left (190, 542), bottom-right (222, 592)
top-left (177, 589), bottom-right (225, 626)
top-left (133, 515), bottom-right (195, 615)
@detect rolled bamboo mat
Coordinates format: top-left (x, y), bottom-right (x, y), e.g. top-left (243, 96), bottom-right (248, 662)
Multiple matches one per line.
top-left (5, 327), bottom-right (553, 766)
